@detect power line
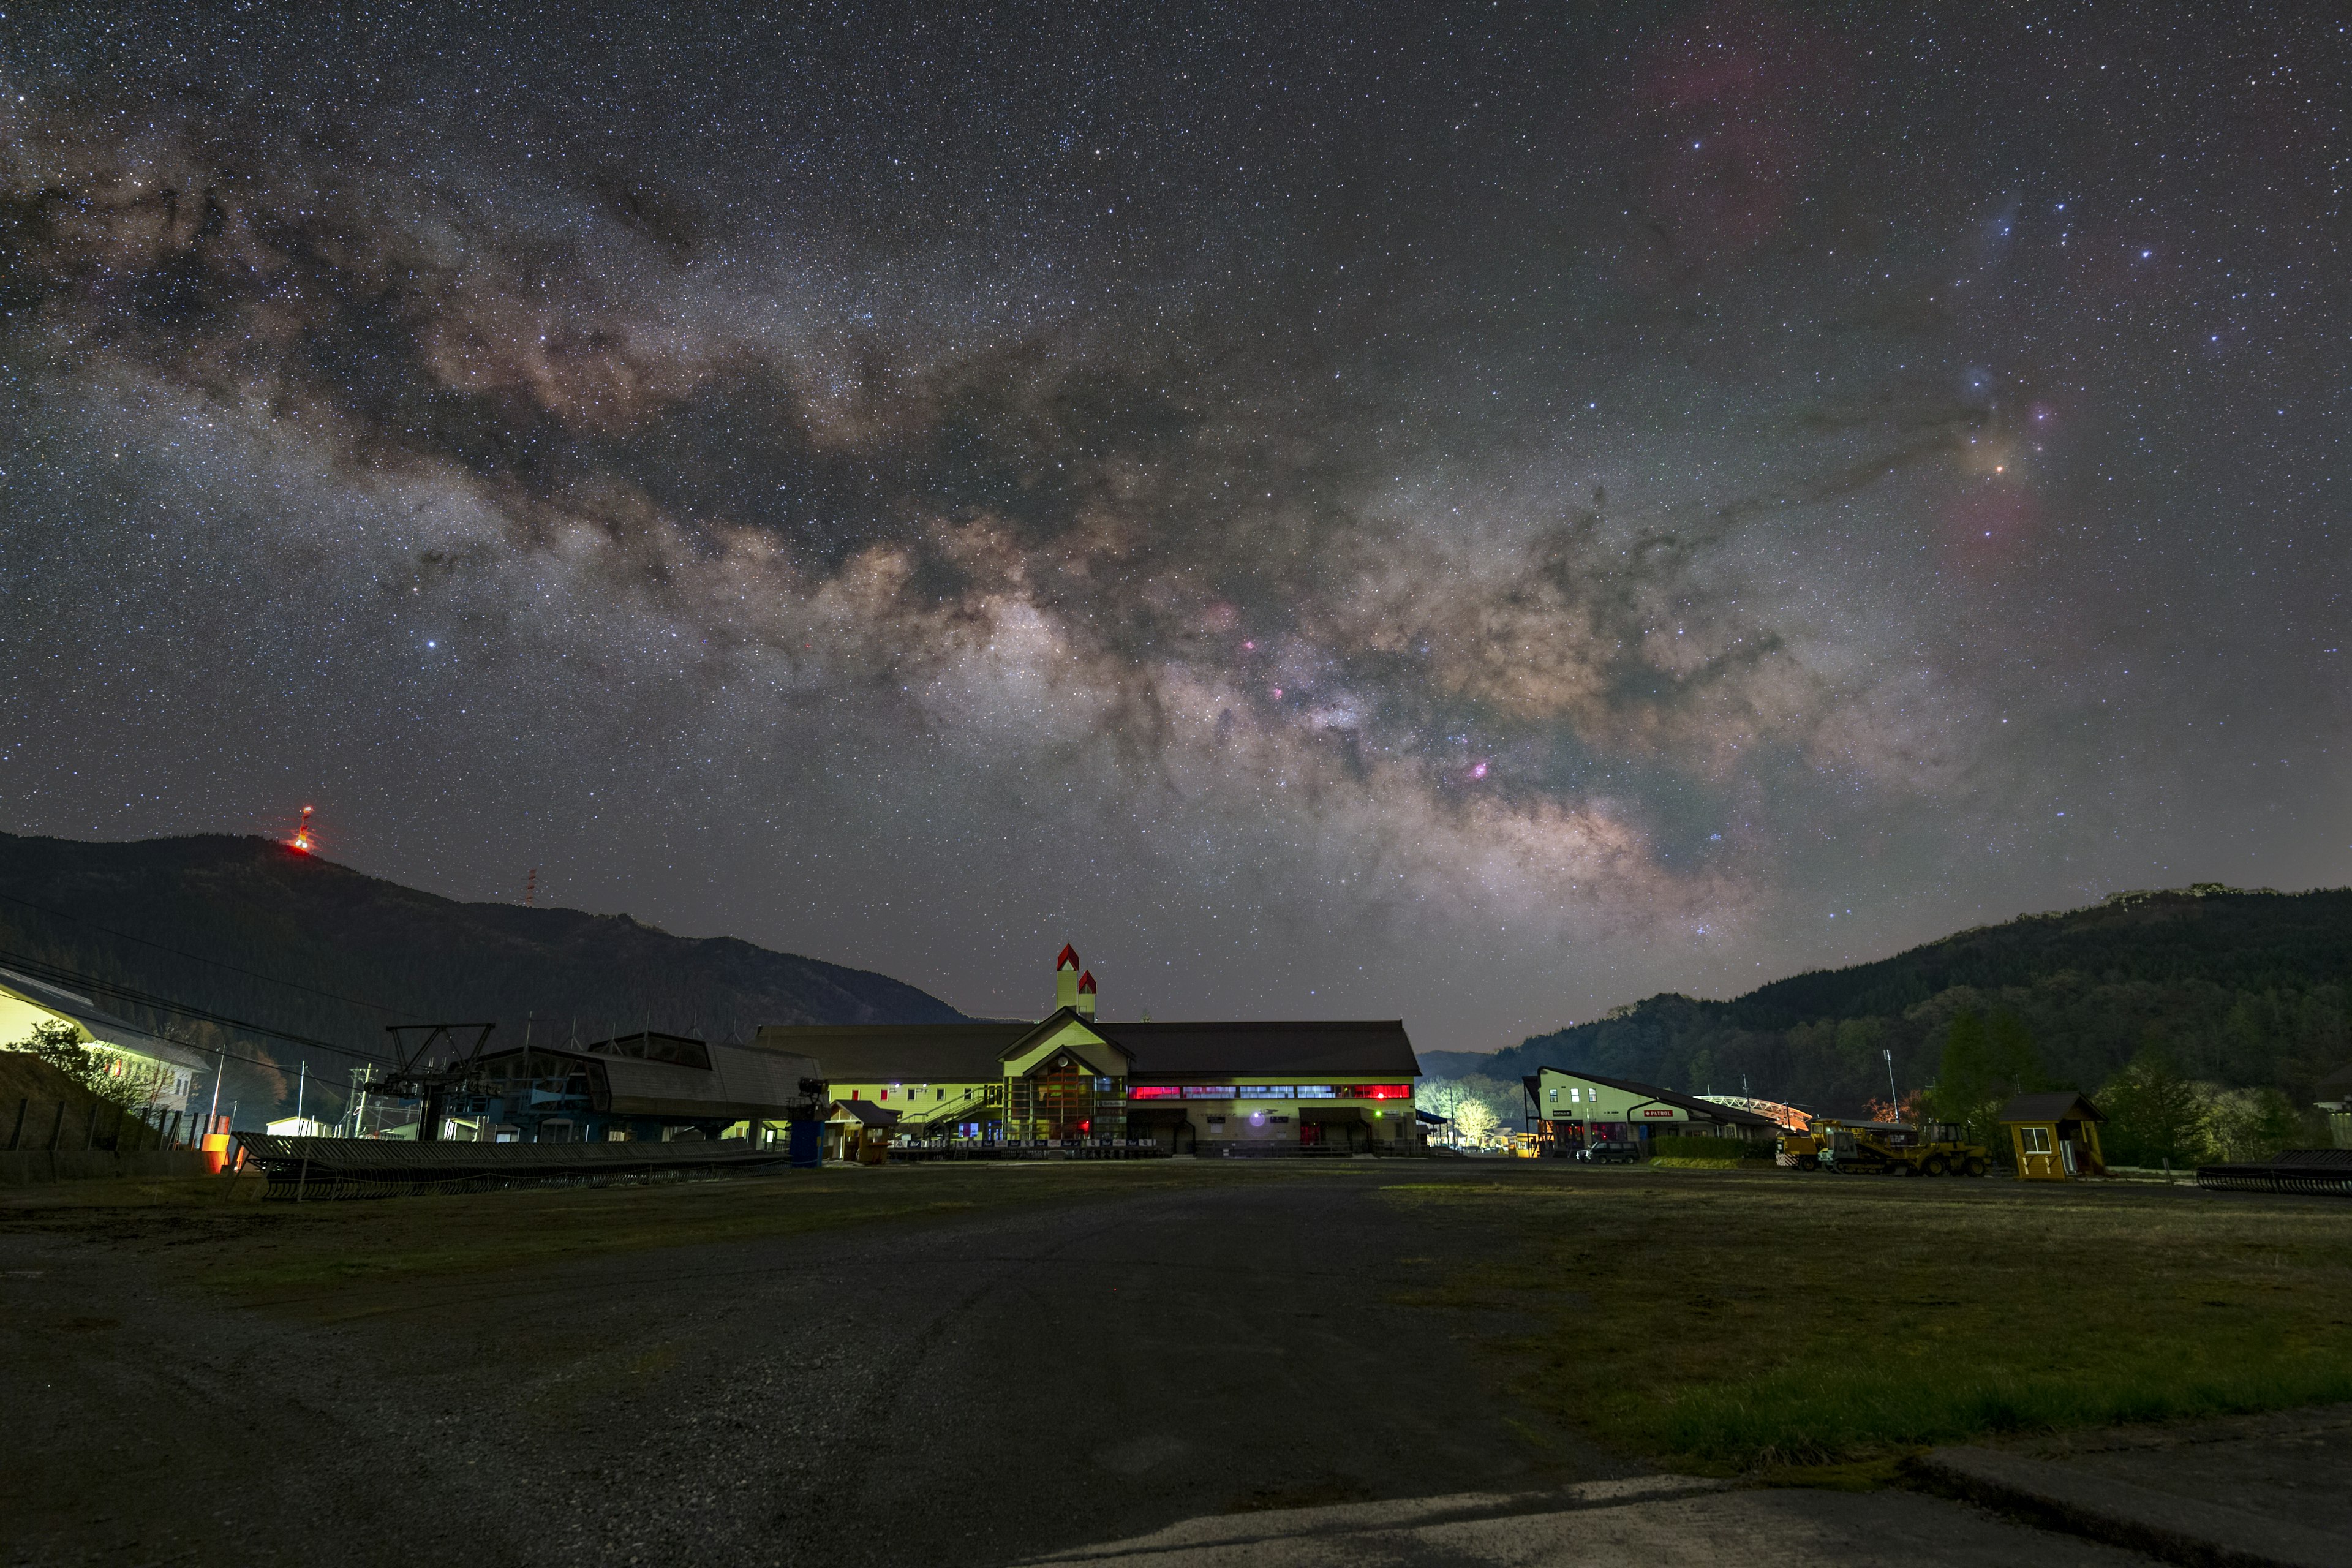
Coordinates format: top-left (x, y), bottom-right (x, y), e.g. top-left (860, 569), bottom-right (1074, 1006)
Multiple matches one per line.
top-left (0, 888), bottom-right (420, 1018)
top-left (0, 947), bottom-right (394, 1066)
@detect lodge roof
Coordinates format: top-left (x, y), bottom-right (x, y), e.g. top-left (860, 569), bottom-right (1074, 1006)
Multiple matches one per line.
top-left (833, 1098), bottom-right (902, 1128)
top-left (1525, 1066), bottom-right (1781, 1128)
top-left (754, 1017), bottom-right (1420, 1083)
top-left (1104, 1020), bottom-right (1418, 1078)
top-left (755, 1023), bottom-right (1034, 1082)
top-left (1997, 1091), bottom-right (2106, 1125)
top-left (0, 968), bottom-right (209, 1071)
top-left (475, 1039), bottom-right (818, 1121)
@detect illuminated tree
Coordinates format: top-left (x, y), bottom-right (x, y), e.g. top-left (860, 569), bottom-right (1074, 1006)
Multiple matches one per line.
top-left (1452, 1098), bottom-right (1501, 1147)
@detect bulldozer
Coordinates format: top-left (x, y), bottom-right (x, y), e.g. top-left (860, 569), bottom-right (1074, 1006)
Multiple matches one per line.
top-left (1780, 1118), bottom-right (1991, 1176)
top-left (1820, 1119), bottom-right (1991, 1177)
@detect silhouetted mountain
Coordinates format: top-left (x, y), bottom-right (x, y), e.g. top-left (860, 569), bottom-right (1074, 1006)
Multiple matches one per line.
top-left (0, 832), bottom-right (967, 1118)
top-left (1468, 885), bottom-right (2352, 1115)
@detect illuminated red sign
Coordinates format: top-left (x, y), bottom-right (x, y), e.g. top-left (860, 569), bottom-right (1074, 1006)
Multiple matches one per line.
top-left (1129, 1086), bottom-right (1182, 1100)
top-left (1355, 1085), bottom-right (1412, 1100)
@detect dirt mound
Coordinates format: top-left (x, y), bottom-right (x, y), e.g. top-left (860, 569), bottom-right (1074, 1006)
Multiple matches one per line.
top-left (0, 1049), bottom-right (105, 1110)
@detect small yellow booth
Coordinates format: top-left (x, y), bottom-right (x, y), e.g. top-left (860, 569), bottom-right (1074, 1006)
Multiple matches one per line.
top-left (1998, 1091), bottom-right (2106, 1181)
top-left (827, 1099), bottom-right (901, 1164)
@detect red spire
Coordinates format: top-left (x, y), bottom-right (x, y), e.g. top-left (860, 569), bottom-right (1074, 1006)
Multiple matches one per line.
top-left (1055, 943), bottom-right (1080, 971)
top-left (1077, 970), bottom-right (1096, 994)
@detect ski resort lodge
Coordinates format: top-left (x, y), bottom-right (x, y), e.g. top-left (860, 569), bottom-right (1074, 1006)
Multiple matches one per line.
top-left (1523, 1065), bottom-right (1781, 1150)
top-left (758, 948), bottom-right (1425, 1156)
top-left (0, 967), bottom-right (207, 1115)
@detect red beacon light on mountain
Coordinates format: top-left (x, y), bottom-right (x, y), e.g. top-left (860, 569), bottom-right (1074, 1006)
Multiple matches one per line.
top-left (288, 805), bottom-right (316, 854)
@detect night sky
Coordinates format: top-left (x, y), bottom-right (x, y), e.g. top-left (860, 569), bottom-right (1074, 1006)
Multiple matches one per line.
top-left (4, 4), bottom-right (2346, 1052)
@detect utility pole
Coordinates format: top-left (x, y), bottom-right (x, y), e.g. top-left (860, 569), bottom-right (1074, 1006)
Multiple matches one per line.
top-left (1883, 1049), bottom-right (1900, 1111)
top-left (205, 1044), bottom-right (226, 1137)
top-left (295, 1060), bottom-right (307, 1126)
top-left (524, 867), bottom-right (537, 907)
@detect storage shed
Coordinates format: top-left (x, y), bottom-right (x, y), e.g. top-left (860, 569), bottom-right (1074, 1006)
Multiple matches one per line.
top-left (1997, 1091), bottom-right (2106, 1181)
top-left (829, 1098), bottom-right (901, 1163)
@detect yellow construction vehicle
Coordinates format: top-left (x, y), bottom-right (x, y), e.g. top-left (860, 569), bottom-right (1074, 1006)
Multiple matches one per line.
top-left (1776, 1123), bottom-right (1830, 1170)
top-left (1820, 1119), bottom-right (1991, 1177)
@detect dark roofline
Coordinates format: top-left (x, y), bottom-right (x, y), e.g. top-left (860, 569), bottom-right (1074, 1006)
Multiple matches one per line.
top-left (755, 1016), bottom-right (1417, 1082)
top-left (1106, 1019), bottom-right (1410, 1031)
top-left (1003, 1008), bottom-right (1135, 1061)
top-left (1529, 1065), bottom-right (1778, 1126)
top-left (1997, 1091), bottom-right (2106, 1124)
top-left (0, 968), bottom-right (209, 1069)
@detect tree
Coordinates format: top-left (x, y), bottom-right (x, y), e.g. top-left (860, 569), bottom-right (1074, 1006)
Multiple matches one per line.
top-left (1924, 1009), bottom-right (2043, 1149)
top-left (6, 1019), bottom-right (154, 1109)
top-left (1924, 1011), bottom-right (1994, 1142)
top-left (1452, 1098), bottom-right (1501, 1147)
top-left (2208, 1087), bottom-right (2299, 1163)
top-left (2100, 1044), bottom-right (2214, 1167)
top-left (1414, 1077), bottom-right (1464, 1142)
top-left (1986, 1011), bottom-right (2045, 1097)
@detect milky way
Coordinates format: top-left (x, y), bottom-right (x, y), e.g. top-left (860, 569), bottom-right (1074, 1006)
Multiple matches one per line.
top-left (4, 4), bottom-right (2346, 1048)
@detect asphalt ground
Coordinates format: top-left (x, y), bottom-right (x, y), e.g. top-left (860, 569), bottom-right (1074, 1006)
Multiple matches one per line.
top-left (3, 1162), bottom-right (1635, 1567)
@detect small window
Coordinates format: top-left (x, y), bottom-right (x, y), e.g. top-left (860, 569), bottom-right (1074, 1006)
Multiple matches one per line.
top-left (850, 1090), bottom-right (859, 1101)
top-left (1548, 1087), bottom-right (1558, 1101)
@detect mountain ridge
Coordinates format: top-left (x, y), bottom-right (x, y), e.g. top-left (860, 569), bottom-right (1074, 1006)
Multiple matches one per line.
top-left (1449, 884), bottom-right (2352, 1115)
top-left (0, 831), bottom-right (968, 1115)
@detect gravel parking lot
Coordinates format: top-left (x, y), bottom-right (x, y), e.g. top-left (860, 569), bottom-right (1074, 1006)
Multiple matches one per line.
top-left (2, 1163), bottom-right (1626, 1567)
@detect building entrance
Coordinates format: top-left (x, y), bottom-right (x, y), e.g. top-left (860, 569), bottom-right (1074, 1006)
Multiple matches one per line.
top-left (1005, 1053), bottom-right (1127, 1142)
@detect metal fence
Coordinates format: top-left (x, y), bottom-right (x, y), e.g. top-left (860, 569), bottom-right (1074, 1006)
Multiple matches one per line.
top-left (231, 1132), bottom-right (797, 1200)
top-left (2195, 1148), bottom-right (2352, 1196)
top-left (1, 1098), bottom-right (200, 1155)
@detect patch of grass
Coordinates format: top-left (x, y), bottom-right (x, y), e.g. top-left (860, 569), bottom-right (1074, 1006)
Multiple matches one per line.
top-left (1650, 1136), bottom-right (1747, 1162)
top-left (1382, 1169), bottom-right (2352, 1472)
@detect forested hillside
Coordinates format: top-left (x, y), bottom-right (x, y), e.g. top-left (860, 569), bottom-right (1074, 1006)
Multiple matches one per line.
top-left (0, 832), bottom-right (966, 1117)
top-left (1467, 885), bottom-right (2352, 1135)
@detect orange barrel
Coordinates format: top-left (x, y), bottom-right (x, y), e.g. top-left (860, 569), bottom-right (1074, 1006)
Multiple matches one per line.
top-left (200, 1133), bottom-right (230, 1175)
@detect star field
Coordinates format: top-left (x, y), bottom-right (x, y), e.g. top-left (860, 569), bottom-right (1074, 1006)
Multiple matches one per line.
top-left (2, 3), bottom-right (2347, 1050)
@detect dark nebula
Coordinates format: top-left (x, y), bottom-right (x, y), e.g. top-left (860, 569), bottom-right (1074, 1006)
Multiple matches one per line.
top-left (3, 4), bottom-right (2345, 1048)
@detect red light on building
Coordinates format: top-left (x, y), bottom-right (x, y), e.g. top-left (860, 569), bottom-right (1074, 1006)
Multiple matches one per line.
top-left (1355, 1084), bottom-right (1412, 1100)
top-left (1129, 1085), bottom-right (1182, 1100)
